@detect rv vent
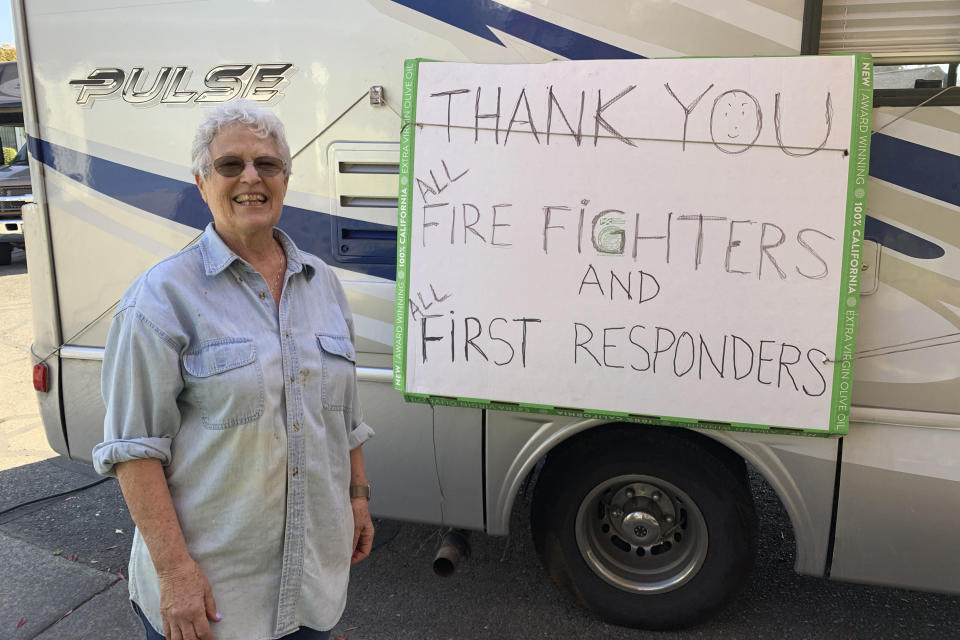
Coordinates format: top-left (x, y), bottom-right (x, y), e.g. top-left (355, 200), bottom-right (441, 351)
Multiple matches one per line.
top-left (339, 196), bottom-right (397, 208)
top-left (338, 162), bottom-right (399, 175)
top-left (329, 143), bottom-right (400, 265)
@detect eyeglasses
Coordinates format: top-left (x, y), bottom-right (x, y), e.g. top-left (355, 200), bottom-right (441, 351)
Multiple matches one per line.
top-left (212, 155), bottom-right (286, 178)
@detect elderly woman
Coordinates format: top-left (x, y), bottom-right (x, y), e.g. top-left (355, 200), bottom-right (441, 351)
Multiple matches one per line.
top-left (93, 101), bottom-right (375, 640)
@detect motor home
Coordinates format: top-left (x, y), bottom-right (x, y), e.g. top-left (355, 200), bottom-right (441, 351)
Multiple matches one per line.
top-left (13, 0), bottom-right (960, 630)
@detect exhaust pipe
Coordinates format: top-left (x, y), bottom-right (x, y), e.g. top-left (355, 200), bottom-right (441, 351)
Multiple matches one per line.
top-left (433, 529), bottom-right (470, 577)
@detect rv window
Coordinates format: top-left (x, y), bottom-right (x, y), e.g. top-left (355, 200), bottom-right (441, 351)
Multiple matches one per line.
top-left (875, 64), bottom-right (953, 89)
top-left (873, 62), bottom-right (960, 107)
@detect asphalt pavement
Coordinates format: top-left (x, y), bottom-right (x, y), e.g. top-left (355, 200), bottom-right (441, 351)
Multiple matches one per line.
top-left (4, 246), bottom-right (960, 640)
top-left (3, 457), bottom-right (960, 640)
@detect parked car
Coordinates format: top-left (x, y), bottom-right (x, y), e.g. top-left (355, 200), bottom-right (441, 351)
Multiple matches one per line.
top-left (0, 143), bottom-right (31, 265)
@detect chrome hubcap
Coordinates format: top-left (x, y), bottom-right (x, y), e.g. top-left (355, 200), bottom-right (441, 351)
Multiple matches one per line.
top-left (575, 475), bottom-right (708, 594)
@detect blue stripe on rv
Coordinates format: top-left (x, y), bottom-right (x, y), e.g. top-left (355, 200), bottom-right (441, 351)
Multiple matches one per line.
top-left (27, 132), bottom-right (949, 263)
top-left (861, 133), bottom-right (958, 260)
top-left (390, 0), bottom-right (644, 60)
top-left (870, 133), bottom-right (960, 209)
top-left (28, 135), bottom-right (399, 281)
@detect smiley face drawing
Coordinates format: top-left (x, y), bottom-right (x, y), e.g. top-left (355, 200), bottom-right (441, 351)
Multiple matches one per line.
top-left (710, 89), bottom-right (763, 154)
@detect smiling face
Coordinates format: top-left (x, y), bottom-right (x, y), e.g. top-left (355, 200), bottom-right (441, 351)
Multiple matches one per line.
top-left (710, 90), bottom-right (762, 154)
top-left (195, 123), bottom-right (288, 246)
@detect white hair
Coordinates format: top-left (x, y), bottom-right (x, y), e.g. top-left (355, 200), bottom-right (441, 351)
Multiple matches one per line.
top-left (191, 100), bottom-right (292, 179)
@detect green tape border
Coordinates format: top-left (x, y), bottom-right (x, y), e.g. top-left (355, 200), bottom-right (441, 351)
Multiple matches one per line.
top-left (402, 393), bottom-right (834, 437)
top-left (827, 53), bottom-right (873, 435)
top-left (393, 58), bottom-right (421, 392)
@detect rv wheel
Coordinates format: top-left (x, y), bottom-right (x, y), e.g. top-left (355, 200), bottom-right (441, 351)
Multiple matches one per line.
top-left (0, 243), bottom-right (11, 266)
top-left (531, 426), bottom-right (757, 630)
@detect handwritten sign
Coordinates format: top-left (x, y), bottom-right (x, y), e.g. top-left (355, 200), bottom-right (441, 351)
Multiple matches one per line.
top-left (394, 55), bottom-right (873, 435)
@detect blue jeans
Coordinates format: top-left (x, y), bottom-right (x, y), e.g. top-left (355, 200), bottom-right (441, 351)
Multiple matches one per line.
top-left (133, 602), bottom-right (332, 640)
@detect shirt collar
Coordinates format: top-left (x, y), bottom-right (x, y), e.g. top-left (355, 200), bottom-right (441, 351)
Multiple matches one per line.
top-left (198, 222), bottom-right (316, 280)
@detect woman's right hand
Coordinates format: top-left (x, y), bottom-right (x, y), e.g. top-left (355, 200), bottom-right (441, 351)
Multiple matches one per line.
top-left (114, 460), bottom-right (219, 639)
top-left (157, 560), bottom-right (221, 640)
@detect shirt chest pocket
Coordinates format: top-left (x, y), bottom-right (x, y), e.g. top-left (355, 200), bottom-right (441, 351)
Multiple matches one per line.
top-left (317, 334), bottom-right (356, 411)
top-left (182, 338), bottom-right (265, 429)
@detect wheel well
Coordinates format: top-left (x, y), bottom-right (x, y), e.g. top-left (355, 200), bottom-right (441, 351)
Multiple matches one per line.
top-left (528, 423), bottom-right (800, 567)
top-left (537, 422), bottom-right (748, 481)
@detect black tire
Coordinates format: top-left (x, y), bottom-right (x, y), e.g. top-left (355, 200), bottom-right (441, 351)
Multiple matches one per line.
top-left (0, 243), bottom-right (11, 266)
top-left (531, 426), bottom-right (757, 630)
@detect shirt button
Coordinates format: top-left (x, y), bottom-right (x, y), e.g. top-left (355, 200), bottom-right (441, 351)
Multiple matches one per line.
top-left (289, 375), bottom-right (295, 383)
top-left (293, 423), bottom-right (300, 432)
top-left (346, 351), bottom-right (352, 359)
top-left (292, 467), bottom-right (299, 477)
top-left (259, 291), bottom-right (267, 299)
top-left (236, 276), bottom-right (243, 283)
top-left (285, 331), bottom-right (290, 338)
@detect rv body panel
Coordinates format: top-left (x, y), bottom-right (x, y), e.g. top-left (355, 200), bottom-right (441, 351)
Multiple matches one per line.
top-left (852, 105), bottom-right (960, 414)
top-left (833, 411), bottom-right (960, 592)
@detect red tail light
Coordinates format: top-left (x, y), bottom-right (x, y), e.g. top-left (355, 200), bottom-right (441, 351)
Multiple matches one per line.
top-left (33, 363), bottom-right (49, 392)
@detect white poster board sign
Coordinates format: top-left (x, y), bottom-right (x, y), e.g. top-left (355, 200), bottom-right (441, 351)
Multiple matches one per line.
top-left (395, 55), bottom-right (873, 435)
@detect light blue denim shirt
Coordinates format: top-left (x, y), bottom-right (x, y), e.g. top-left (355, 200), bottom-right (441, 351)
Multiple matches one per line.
top-left (93, 223), bottom-right (374, 639)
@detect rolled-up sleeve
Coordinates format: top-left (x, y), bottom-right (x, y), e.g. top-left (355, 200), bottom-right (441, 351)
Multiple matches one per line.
top-left (347, 403), bottom-right (375, 450)
top-left (344, 331), bottom-right (375, 449)
top-left (92, 302), bottom-right (184, 476)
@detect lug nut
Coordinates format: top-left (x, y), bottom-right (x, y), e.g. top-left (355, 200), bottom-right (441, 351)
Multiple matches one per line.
top-left (625, 489), bottom-right (634, 499)
top-left (652, 491), bottom-right (662, 501)
top-left (665, 514), bottom-right (674, 524)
